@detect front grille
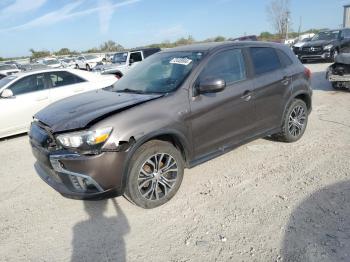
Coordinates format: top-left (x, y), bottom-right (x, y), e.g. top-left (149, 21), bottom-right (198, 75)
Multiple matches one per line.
top-left (302, 46), bottom-right (323, 53)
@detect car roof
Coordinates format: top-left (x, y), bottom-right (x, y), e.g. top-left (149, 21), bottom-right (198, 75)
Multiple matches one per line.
top-left (161, 41), bottom-right (286, 53)
top-left (11, 68), bottom-right (84, 77)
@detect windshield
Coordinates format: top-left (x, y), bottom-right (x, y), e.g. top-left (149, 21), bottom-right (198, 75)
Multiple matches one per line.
top-left (312, 31), bottom-right (339, 41)
top-left (43, 59), bottom-right (59, 65)
top-left (0, 64), bottom-right (17, 70)
top-left (85, 55), bottom-right (98, 60)
top-left (0, 75), bottom-right (17, 89)
top-left (113, 52), bottom-right (128, 64)
top-left (111, 51), bottom-right (205, 94)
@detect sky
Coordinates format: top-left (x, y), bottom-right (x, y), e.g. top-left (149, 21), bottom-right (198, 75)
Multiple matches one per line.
top-left (0, 0), bottom-right (348, 58)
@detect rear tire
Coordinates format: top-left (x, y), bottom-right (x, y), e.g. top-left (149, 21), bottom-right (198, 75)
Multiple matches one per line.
top-left (124, 140), bottom-right (184, 209)
top-left (271, 99), bottom-right (308, 143)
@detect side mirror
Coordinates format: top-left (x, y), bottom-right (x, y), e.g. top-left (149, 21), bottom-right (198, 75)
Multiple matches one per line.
top-left (129, 58), bottom-right (134, 66)
top-left (1, 89), bottom-right (15, 98)
top-left (197, 78), bottom-right (226, 94)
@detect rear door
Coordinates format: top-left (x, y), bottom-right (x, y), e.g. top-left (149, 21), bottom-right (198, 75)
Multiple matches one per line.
top-left (249, 47), bottom-right (291, 132)
top-left (45, 71), bottom-right (87, 102)
top-left (0, 73), bottom-right (49, 135)
top-left (190, 48), bottom-right (256, 158)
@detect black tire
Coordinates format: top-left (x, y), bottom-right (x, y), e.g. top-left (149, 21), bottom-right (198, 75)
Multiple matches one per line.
top-left (124, 140), bottom-right (184, 209)
top-left (332, 82), bottom-right (341, 90)
top-left (86, 64), bottom-right (91, 71)
top-left (272, 99), bottom-right (308, 143)
top-left (75, 64), bottom-right (79, 69)
top-left (328, 49), bottom-right (339, 63)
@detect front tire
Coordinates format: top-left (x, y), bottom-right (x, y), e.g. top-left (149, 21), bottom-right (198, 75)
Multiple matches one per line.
top-left (272, 99), bottom-right (308, 143)
top-left (124, 140), bottom-right (184, 209)
top-left (86, 64), bottom-right (91, 71)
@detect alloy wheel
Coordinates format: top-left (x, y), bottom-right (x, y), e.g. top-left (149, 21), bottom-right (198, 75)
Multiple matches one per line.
top-left (138, 153), bottom-right (178, 201)
top-left (288, 105), bottom-right (306, 137)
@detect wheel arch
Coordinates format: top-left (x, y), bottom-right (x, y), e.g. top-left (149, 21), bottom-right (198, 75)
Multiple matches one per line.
top-left (119, 130), bottom-right (191, 194)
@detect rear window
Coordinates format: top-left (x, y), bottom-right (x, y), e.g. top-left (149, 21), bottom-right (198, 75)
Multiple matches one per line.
top-left (277, 49), bottom-right (293, 67)
top-left (250, 47), bottom-right (282, 75)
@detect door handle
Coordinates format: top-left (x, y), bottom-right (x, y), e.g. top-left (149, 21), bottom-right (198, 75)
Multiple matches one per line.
top-left (241, 90), bottom-right (252, 102)
top-left (281, 76), bottom-right (291, 86)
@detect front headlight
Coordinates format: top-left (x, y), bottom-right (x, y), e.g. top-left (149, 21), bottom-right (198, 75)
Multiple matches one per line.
top-left (56, 127), bottom-right (113, 152)
top-left (324, 44), bottom-right (333, 50)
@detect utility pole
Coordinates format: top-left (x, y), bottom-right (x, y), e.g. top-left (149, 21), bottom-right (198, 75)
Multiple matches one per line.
top-left (285, 11), bottom-right (290, 41)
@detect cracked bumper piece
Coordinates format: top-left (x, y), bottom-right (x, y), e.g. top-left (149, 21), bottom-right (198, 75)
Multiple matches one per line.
top-left (31, 145), bottom-right (127, 200)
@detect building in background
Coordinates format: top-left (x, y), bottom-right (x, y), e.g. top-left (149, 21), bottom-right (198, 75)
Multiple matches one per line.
top-left (344, 5), bottom-right (350, 28)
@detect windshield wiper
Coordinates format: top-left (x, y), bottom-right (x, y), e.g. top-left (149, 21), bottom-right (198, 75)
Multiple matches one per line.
top-left (115, 88), bottom-right (146, 94)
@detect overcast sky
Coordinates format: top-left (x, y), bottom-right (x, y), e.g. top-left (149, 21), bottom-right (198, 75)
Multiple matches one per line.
top-left (0, 0), bottom-right (347, 57)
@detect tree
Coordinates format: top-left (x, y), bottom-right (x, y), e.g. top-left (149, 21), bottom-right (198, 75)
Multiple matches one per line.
top-left (266, 0), bottom-right (292, 39)
top-left (99, 40), bottom-right (124, 52)
top-left (214, 36), bottom-right (226, 42)
top-left (55, 48), bottom-right (71, 56)
top-left (29, 48), bottom-right (50, 60)
top-left (175, 35), bottom-right (195, 46)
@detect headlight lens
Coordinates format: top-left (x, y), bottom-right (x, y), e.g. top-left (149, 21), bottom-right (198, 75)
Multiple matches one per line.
top-left (56, 127), bottom-right (113, 150)
top-left (324, 44), bottom-right (333, 50)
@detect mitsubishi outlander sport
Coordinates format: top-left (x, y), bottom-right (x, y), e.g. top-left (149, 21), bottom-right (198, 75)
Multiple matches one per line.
top-left (29, 42), bottom-right (312, 209)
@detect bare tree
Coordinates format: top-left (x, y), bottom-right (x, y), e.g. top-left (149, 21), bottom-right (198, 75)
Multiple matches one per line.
top-left (266, 0), bottom-right (292, 39)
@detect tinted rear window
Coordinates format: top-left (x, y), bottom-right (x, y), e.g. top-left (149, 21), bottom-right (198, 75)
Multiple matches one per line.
top-left (277, 49), bottom-right (293, 67)
top-left (250, 47), bottom-right (282, 75)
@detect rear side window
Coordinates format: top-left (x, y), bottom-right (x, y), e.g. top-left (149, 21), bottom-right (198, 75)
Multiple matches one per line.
top-left (198, 49), bottom-right (246, 84)
top-left (250, 47), bottom-right (282, 75)
top-left (277, 49), bottom-right (293, 67)
top-left (47, 71), bottom-right (85, 88)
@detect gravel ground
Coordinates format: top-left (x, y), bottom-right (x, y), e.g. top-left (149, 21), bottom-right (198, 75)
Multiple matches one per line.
top-left (0, 63), bottom-right (349, 262)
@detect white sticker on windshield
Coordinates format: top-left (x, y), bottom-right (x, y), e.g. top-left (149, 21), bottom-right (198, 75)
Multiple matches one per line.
top-left (170, 58), bottom-right (192, 66)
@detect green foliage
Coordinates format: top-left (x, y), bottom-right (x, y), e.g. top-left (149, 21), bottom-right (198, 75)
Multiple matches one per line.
top-left (55, 48), bottom-right (72, 56)
top-left (29, 49), bottom-right (51, 60)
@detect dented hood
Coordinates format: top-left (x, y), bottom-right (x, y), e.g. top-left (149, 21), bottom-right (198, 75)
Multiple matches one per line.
top-left (35, 89), bottom-right (163, 133)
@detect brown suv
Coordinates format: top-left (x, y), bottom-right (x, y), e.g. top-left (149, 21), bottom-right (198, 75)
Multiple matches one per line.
top-left (29, 42), bottom-right (312, 208)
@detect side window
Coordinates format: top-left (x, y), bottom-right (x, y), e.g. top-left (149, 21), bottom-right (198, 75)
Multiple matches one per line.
top-left (277, 49), bottom-right (293, 67)
top-left (48, 71), bottom-right (85, 88)
top-left (8, 74), bottom-right (45, 95)
top-left (250, 47), bottom-right (282, 75)
top-left (130, 52), bottom-right (143, 62)
top-left (342, 29), bottom-right (350, 39)
top-left (198, 49), bottom-right (246, 84)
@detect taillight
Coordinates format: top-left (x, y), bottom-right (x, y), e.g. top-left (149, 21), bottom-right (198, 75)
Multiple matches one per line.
top-left (304, 67), bottom-right (311, 79)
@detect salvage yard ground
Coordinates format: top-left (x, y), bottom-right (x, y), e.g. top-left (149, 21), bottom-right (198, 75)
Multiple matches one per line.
top-left (0, 63), bottom-right (349, 262)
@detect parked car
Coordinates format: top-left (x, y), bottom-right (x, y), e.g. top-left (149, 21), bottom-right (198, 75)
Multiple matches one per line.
top-left (230, 35), bottom-right (258, 41)
top-left (294, 28), bottom-right (350, 63)
top-left (19, 63), bottom-right (50, 72)
top-left (29, 42), bottom-right (312, 208)
top-left (0, 63), bottom-right (21, 76)
top-left (59, 58), bottom-right (76, 69)
top-left (292, 37), bottom-right (312, 55)
top-left (40, 58), bottom-right (63, 69)
top-left (327, 52), bottom-right (350, 90)
top-left (0, 69), bottom-right (117, 138)
top-left (93, 48), bottom-right (161, 78)
top-left (75, 55), bottom-right (103, 71)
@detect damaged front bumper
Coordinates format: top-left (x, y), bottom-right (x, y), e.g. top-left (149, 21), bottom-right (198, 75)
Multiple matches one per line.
top-left (29, 123), bottom-right (128, 200)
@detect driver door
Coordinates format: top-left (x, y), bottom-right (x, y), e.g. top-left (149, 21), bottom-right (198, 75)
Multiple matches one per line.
top-left (0, 73), bottom-right (49, 137)
top-left (189, 48), bottom-right (257, 158)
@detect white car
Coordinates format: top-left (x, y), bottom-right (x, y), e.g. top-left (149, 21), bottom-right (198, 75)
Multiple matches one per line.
top-left (0, 68), bottom-right (117, 138)
top-left (59, 58), bottom-right (76, 69)
top-left (75, 55), bottom-right (103, 71)
top-left (0, 64), bottom-right (20, 78)
top-left (40, 58), bottom-right (63, 69)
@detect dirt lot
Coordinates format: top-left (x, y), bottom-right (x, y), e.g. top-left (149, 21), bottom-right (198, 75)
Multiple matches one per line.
top-left (0, 63), bottom-right (349, 262)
